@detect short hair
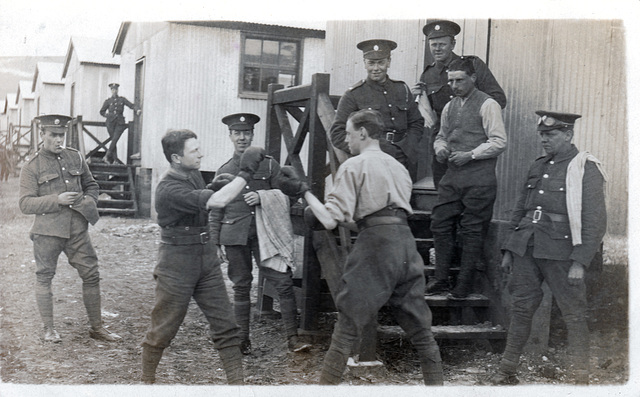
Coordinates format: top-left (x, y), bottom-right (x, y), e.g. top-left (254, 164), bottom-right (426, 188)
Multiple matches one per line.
top-left (448, 57), bottom-right (476, 77)
top-left (347, 109), bottom-right (384, 140)
top-left (161, 129), bottom-right (197, 163)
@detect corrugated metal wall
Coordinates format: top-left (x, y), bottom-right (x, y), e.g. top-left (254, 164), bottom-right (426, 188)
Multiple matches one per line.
top-left (489, 20), bottom-right (627, 235)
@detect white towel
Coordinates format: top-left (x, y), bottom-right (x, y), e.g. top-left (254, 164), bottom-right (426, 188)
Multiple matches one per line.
top-left (566, 152), bottom-right (607, 246)
top-left (255, 190), bottom-right (295, 273)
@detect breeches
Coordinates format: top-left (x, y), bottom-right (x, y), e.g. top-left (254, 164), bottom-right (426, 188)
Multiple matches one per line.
top-left (32, 213), bottom-right (99, 286)
top-left (142, 243), bottom-right (239, 350)
top-left (225, 237), bottom-right (295, 303)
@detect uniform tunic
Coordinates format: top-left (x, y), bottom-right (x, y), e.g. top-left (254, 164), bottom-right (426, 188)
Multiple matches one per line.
top-left (329, 77), bottom-right (424, 167)
top-left (209, 154), bottom-right (294, 304)
top-left (142, 168), bottom-right (240, 350)
top-left (19, 148), bottom-right (101, 285)
top-left (500, 144), bottom-right (606, 373)
top-left (99, 95), bottom-right (137, 162)
top-left (322, 148), bottom-right (440, 375)
top-left (418, 53), bottom-right (506, 186)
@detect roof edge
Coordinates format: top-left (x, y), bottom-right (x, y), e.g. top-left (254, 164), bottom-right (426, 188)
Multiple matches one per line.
top-left (113, 22), bottom-right (131, 56)
top-left (170, 20), bottom-right (326, 39)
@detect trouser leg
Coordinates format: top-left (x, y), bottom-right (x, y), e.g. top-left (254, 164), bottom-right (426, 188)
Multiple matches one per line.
top-left (218, 346), bottom-right (244, 385)
top-left (141, 345), bottom-right (164, 384)
top-left (320, 315), bottom-right (358, 385)
top-left (430, 182), bottom-right (463, 287)
top-left (225, 244), bottom-right (254, 342)
top-left (33, 234), bottom-right (63, 329)
top-left (500, 250), bottom-right (544, 375)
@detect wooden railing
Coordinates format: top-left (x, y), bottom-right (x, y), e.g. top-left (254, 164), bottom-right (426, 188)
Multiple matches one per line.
top-left (265, 73), bottom-right (353, 331)
top-left (68, 116), bottom-right (135, 163)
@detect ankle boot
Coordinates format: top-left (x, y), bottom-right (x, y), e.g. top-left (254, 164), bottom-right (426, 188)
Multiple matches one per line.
top-left (218, 346), bottom-right (244, 385)
top-left (141, 345), bottom-right (164, 384)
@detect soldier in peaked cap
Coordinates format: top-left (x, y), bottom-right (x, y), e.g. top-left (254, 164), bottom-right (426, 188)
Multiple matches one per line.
top-left (19, 114), bottom-right (121, 343)
top-left (210, 113), bottom-right (311, 355)
top-left (415, 20), bottom-right (506, 189)
top-left (99, 82), bottom-right (141, 164)
top-left (489, 111), bottom-right (606, 385)
top-left (330, 39), bottom-right (424, 181)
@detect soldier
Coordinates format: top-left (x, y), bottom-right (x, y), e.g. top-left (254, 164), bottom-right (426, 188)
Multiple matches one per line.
top-left (426, 57), bottom-right (507, 299)
top-left (0, 145), bottom-right (10, 181)
top-left (99, 83), bottom-right (140, 164)
top-left (209, 113), bottom-right (311, 355)
top-left (489, 111), bottom-right (607, 385)
top-left (415, 20), bottom-right (506, 188)
top-left (140, 130), bottom-right (267, 384)
top-left (330, 39), bottom-right (424, 180)
top-left (18, 114), bottom-right (121, 343)
top-left (278, 109), bottom-right (443, 385)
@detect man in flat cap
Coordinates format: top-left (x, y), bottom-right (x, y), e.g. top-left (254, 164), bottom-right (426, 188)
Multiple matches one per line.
top-left (427, 57), bottom-right (507, 298)
top-left (19, 114), bottom-right (121, 343)
top-left (209, 113), bottom-right (311, 355)
top-left (415, 20), bottom-right (506, 189)
top-left (99, 83), bottom-right (140, 164)
top-left (330, 39), bottom-right (424, 181)
top-left (489, 111), bottom-right (606, 385)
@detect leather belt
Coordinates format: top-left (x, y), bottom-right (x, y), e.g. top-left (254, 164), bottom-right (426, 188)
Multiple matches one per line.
top-left (525, 210), bottom-right (569, 224)
top-left (385, 131), bottom-right (406, 143)
top-left (161, 226), bottom-right (210, 245)
top-left (356, 207), bottom-right (408, 231)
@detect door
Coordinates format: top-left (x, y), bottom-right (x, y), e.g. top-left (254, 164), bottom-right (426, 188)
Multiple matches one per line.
top-left (131, 58), bottom-right (145, 159)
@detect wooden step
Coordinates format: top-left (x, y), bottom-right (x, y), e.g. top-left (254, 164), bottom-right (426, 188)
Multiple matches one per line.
top-left (98, 208), bottom-right (137, 216)
top-left (99, 189), bottom-right (132, 198)
top-left (425, 293), bottom-right (489, 307)
top-left (378, 323), bottom-right (506, 341)
top-left (96, 180), bottom-right (131, 188)
top-left (92, 169), bottom-right (129, 178)
top-left (98, 199), bottom-right (136, 208)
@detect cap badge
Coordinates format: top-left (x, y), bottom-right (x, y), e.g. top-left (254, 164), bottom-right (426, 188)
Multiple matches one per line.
top-left (54, 119), bottom-right (60, 125)
top-left (373, 45), bottom-right (379, 51)
top-left (240, 116), bottom-right (245, 122)
top-left (435, 25), bottom-right (441, 30)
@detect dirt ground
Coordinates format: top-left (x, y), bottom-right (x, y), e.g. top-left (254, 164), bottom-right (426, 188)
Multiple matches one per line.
top-left (0, 175), bottom-right (630, 392)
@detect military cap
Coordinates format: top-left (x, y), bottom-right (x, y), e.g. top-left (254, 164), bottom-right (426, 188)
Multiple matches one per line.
top-left (535, 110), bottom-right (581, 131)
top-left (423, 20), bottom-right (461, 39)
top-left (35, 114), bottom-right (72, 129)
top-left (108, 83), bottom-right (120, 89)
top-left (222, 113), bottom-right (260, 131)
top-left (357, 39), bottom-right (397, 60)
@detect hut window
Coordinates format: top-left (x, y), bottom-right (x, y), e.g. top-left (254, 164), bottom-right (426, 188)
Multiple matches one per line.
top-left (240, 35), bottom-right (301, 98)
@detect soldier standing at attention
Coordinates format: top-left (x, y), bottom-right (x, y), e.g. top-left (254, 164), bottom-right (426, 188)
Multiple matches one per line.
top-left (415, 20), bottom-right (506, 188)
top-left (209, 113), bottom-right (311, 355)
top-left (489, 111), bottom-right (606, 385)
top-left (140, 130), bottom-right (267, 384)
top-left (99, 83), bottom-right (140, 164)
top-left (278, 109), bottom-right (443, 385)
top-left (330, 39), bottom-right (424, 181)
top-left (19, 114), bottom-right (121, 343)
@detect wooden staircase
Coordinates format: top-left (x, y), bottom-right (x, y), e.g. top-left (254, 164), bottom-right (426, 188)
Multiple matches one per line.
top-left (89, 162), bottom-right (138, 217)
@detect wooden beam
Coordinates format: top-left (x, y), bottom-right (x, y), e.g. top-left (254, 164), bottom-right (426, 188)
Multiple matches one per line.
top-left (272, 84), bottom-right (313, 105)
top-left (274, 104), bottom-right (304, 171)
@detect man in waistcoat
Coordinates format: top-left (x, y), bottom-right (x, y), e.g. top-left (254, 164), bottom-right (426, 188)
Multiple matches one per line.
top-left (489, 111), bottom-right (606, 385)
top-left (427, 57), bottom-right (507, 298)
top-left (330, 39), bottom-right (424, 180)
top-left (415, 20), bottom-right (506, 188)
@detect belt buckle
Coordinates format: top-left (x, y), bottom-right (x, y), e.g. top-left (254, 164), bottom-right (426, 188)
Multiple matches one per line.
top-left (386, 132), bottom-right (394, 142)
top-left (532, 209), bottom-right (542, 222)
top-left (200, 232), bottom-right (210, 244)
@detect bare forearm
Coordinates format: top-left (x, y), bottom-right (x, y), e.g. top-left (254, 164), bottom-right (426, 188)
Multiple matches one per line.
top-left (304, 191), bottom-right (337, 230)
top-left (206, 177), bottom-right (246, 209)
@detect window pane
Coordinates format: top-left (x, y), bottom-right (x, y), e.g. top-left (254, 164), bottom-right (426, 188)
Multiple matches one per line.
top-left (243, 67), bottom-right (260, 91)
top-left (260, 68), bottom-right (279, 92)
top-left (263, 40), bottom-right (279, 65)
top-left (278, 73), bottom-right (296, 87)
top-left (280, 42), bottom-right (297, 67)
top-left (245, 39), bottom-right (262, 64)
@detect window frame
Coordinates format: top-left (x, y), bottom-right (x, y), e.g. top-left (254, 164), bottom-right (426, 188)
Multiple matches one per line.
top-left (238, 32), bottom-right (303, 100)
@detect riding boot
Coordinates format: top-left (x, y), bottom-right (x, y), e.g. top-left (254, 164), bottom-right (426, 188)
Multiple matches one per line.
top-left (141, 345), bottom-right (164, 384)
top-left (234, 300), bottom-right (251, 354)
top-left (83, 283), bottom-right (103, 329)
top-left (449, 247), bottom-right (480, 299)
top-left (218, 346), bottom-right (245, 385)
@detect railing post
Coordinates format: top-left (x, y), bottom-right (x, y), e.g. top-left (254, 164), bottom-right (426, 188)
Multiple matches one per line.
top-left (31, 119), bottom-right (38, 154)
top-left (127, 121), bottom-right (134, 165)
top-left (265, 83), bottom-right (284, 160)
top-left (76, 116), bottom-right (86, 157)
